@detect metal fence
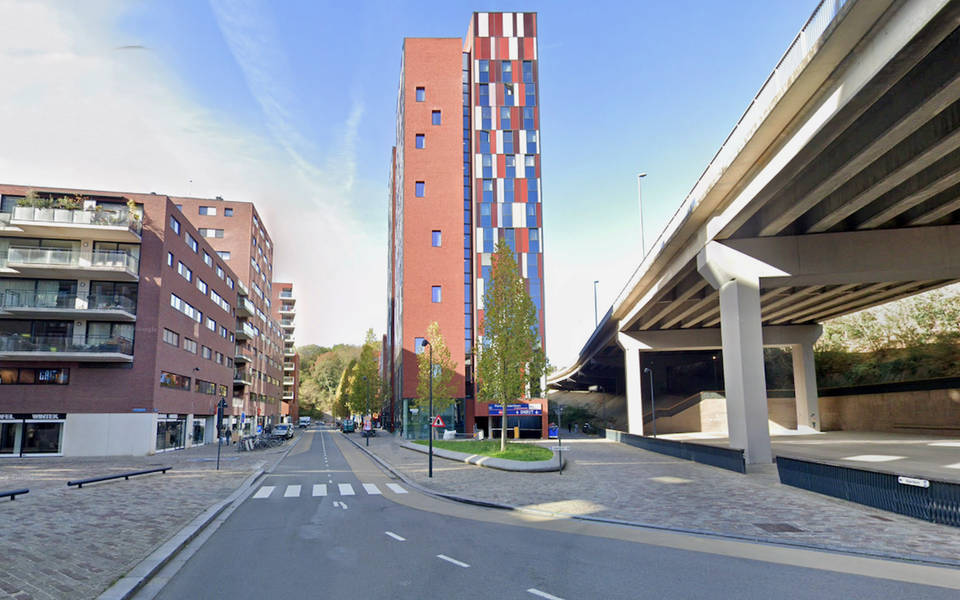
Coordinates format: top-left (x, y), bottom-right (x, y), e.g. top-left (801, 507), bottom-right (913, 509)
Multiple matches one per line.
top-left (777, 456), bottom-right (960, 527)
top-left (603, 429), bottom-right (746, 474)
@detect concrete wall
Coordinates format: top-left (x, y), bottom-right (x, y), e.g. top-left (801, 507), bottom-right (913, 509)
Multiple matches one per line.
top-left (820, 388), bottom-right (960, 435)
top-left (64, 413), bottom-right (155, 457)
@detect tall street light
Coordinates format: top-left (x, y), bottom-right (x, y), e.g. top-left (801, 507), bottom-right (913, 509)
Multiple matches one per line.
top-left (421, 338), bottom-right (434, 478)
top-left (637, 173), bottom-right (648, 256)
top-left (363, 376), bottom-right (370, 447)
top-left (593, 280), bottom-right (599, 327)
top-left (643, 367), bottom-right (657, 438)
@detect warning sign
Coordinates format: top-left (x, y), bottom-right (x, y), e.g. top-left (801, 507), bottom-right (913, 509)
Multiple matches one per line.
top-left (431, 415), bottom-right (445, 428)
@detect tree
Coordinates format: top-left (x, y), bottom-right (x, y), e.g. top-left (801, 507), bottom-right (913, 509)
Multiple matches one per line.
top-left (347, 329), bottom-right (382, 418)
top-left (476, 239), bottom-right (545, 451)
top-left (333, 359), bottom-right (357, 419)
top-left (415, 321), bottom-right (459, 414)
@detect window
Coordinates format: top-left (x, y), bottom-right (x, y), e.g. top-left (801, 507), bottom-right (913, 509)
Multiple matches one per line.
top-left (217, 251), bottom-right (231, 261)
top-left (196, 379), bottom-right (216, 395)
top-left (482, 179), bottom-right (494, 203)
top-left (183, 338), bottom-right (197, 354)
top-left (502, 203), bottom-right (513, 227)
top-left (480, 203), bottom-right (492, 227)
top-left (525, 155), bottom-right (536, 178)
top-left (478, 59), bottom-right (489, 83)
top-left (522, 60), bottom-right (534, 83)
top-left (200, 228), bottom-right (224, 238)
top-left (503, 131), bottom-right (514, 154)
top-left (432, 286), bottom-right (441, 303)
top-left (527, 131), bottom-right (537, 154)
top-left (170, 216), bottom-right (181, 234)
top-left (215, 352), bottom-right (224, 365)
top-left (198, 206), bottom-right (217, 216)
top-left (505, 229), bottom-right (516, 252)
top-left (167, 252), bottom-right (174, 267)
top-left (525, 87), bottom-right (536, 107)
top-left (432, 111), bottom-right (441, 125)
top-left (479, 131), bottom-right (490, 154)
top-left (479, 83), bottom-right (489, 106)
top-left (528, 261), bottom-right (539, 278)
top-left (160, 371), bottom-right (190, 391)
top-left (0, 368), bottom-right (69, 385)
top-left (529, 179), bottom-right (539, 203)
top-left (481, 107), bottom-right (491, 130)
top-left (414, 337), bottom-right (426, 354)
top-left (226, 276), bottom-right (234, 289)
top-left (530, 229), bottom-right (540, 253)
top-left (205, 316), bottom-right (216, 331)
top-left (432, 231), bottom-right (442, 247)
top-left (203, 251), bottom-right (213, 267)
top-left (523, 106), bottom-right (535, 129)
top-left (197, 278), bottom-right (207, 294)
top-left (502, 60), bottom-right (512, 83)
top-left (504, 83), bottom-right (514, 106)
top-left (415, 134), bottom-right (425, 149)
top-left (171, 294), bottom-right (201, 322)
top-left (216, 265), bottom-right (224, 279)
top-left (482, 154), bottom-right (493, 178)
top-left (500, 107), bottom-right (511, 130)
top-left (177, 261), bottom-right (192, 282)
top-left (416, 87), bottom-right (425, 101)
top-left (162, 329), bottom-right (179, 347)
top-left (483, 228), bottom-right (494, 252)
top-left (415, 182), bottom-right (425, 197)
top-left (224, 208), bottom-right (234, 217)
top-left (504, 178), bottom-right (515, 201)
top-left (527, 202), bottom-right (537, 227)
top-left (186, 233), bottom-right (198, 252)
top-left (202, 346), bottom-right (212, 359)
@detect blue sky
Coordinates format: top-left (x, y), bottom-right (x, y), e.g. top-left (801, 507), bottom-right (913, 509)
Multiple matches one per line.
top-left (0, 0), bottom-right (820, 368)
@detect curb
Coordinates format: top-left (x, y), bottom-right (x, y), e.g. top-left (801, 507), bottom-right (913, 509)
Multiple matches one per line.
top-left (400, 441), bottom-right (564, 472)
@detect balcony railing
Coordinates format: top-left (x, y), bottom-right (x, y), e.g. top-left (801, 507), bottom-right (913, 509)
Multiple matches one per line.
top-left (236, 321), bottom-right (256, 340)
top-left (2, 247), bottom-right (139, 275)
top-left (237, 297), bottom-right (256, 317)
top-left (279, 291), bottom-right (295, 299)
top-left (283, 377), bottom-right (295, 386)
top-left (283, 362), bottom-right (295, 371)
top-left (0, 290), bottom-right (137, 314)
top-left (233, 368), bottom-right (252, 385)
top-left (280, 318), bottom-right (295, 327)
top-left (0, 333), bottom-right (133, 355)
top-left (10, 206), bottom-right (143, 236)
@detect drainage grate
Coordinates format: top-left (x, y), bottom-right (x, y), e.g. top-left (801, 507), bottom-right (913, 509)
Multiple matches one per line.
top-left (755, 523), bottom-right (803, 533)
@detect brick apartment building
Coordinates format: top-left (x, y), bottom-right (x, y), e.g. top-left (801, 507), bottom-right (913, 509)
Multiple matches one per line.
top-left (0, 184), bottom-right (294, 457)
top-left (386, 12), bottom-right (549, 439)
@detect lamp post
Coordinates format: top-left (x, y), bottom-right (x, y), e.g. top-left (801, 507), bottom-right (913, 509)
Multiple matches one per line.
top-left (421, 338), bottom-right (434, 478)
top-left (363, 376), bottom-right (370, 447)
top-left (555, 404), bottom-right (564, 476)
top-left (593, 280), bottom-right (599, 327)
top-left (637, 173), bottom-right (648, 256)
top-left (216, 397), bottom-right (228, 470)
top-left (643, 368), bottom-right (657, 438)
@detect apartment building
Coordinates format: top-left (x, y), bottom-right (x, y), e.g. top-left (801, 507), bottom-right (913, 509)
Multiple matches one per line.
top-left (0, 184), bottom-right (238, 457)
top-left (387, 12), bottom-right (548, 439)
top-left (173, 197), bottom-right (285, 434)
top-left (271, 282), bottom-right (299, 422)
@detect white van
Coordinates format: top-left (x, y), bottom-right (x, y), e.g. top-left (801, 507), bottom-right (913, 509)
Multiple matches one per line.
top-left (298, 416), bottom-right (311, 428)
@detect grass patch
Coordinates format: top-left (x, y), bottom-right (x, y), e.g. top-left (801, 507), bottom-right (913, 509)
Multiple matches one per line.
top-left (412, 440), bottom-right (554, 462)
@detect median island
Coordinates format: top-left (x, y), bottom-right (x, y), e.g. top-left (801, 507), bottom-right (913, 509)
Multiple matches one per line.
top-left (411, 440), bottom-right (555, 463)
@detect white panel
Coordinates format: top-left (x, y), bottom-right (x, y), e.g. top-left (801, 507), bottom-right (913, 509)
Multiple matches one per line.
top-left (509, 37), bottom-right (518, 60)
top-left (284, 485), bottom-right (301, 497)
top-left (521, 253), bottom-right (529, 277)
top-left (312, 484), bottom-right (328, 497)
top-left (63, 413), bottom-right (155, 457)
top-left (477, 279), bottom-right (485, 310)
top-left (386, 483), bottom-right (408, 494)
top-left (516, 14), bottom-right (524, 37)
top-left (533, 38), bottom-right (537, 60)
top-left (253, 486), bottom-right (275, 499)
top-left (475, 59), bottom-right (481, 83)
top-left (478, 13), bottom-right (489, 37)
top-left (514, 202), bottom-right (524, 225)
top-left (475, 153), bottom-right (482, 175)
top-left (490, 85), bottom-right (497, 107)
top-left (363, 483), bottom-right (382, 495)
top-left (496, 178), bottom-right (504, 202)
top-left (339, 483), bottom-right (355, 496)
top-left (503, 13), bottom-right (513, 38)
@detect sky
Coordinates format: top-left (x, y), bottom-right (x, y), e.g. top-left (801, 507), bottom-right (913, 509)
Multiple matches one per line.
top-left (0, 0), bottom-right (821, 369)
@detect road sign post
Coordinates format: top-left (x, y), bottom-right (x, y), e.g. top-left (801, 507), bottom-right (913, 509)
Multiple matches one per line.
top-left (555, 404), bottom-right (564, 475)
top-left (216, 397), bottom-right (228, 471)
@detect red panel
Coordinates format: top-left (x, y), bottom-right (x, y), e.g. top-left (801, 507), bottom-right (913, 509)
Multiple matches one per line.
top-left (535, 155), bottom-right (541, 179)
top-left (517, 83), bottom-right (524, 104)
top-left (524, 38), bottom-right (534, 60)
top-left (516, 178), bottom-right (527, 201)
top-left (537, 203), bottom-right (542, 227)
top-left (525, 13), bottom-right (536, 38)
top-left (499, 38), bottom-right (509, 59)
top-left (492, 203), bottom-right (499, 226)
top-left (517, 228), bottom-right (528, 254)
top-left (479, 38), bottom-right (490, 59)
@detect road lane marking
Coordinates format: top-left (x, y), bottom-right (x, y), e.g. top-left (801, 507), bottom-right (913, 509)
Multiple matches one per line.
top-left (284, 485), bottom-right (301, 498)
top-left (253, 486), bottom-right (275, 499)
top-left (385, 532), bottom-right (406, 541)
top-left (437, 555), bottom-right (470, 568)
top-left (313, 484), bottom-right (327, 497)
top-left (341, 502), bottom-right (348, 510)
top-left (386, 483), bottom-right (407, 494)
top-left (339, 483), bottom-right (355, 496)
top-left (363, 483), bottom-right (381, 495)
top-left (528, 589), bottom-right (565, 600)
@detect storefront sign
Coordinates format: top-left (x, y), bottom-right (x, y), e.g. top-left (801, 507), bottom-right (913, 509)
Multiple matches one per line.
top-left (0, 413), bottom-right (66, 420)
top-left (488, 404), bottom-right (542, 416)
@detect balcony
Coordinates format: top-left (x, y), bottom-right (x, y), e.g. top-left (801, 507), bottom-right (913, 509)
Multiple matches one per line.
top-left (282, 391), bottom-right (295, 401)
top-left (2, 247), bottom-right (139, 281)
top-left (8, 206), bottom-right (142, 242)
top-left (236, 279), bottom-right (249, 297)
top-left (283, 333), bottom-right (295, 343)
top-left (279, 290), bottom-right (296, 301)
top-left (236, 297), bottom-right (255, 318)
top-left (279, 304), bottom-right (295, 315)
top-left (233, 368), bottom-right (252, 386)
top-left (283, 346), bottom-right (295, 357)
top-left (283, 376), bottom-right (295, 386)
top-left (280, 318), bottom-right (295, 330)
top-left (235, 321), bottom-right (256, 340)
top-left (283, 362), bottom-right (295, 371)
top-left (0, 290), bottom-right (137, 321)
top-left (234, 344), bottom-right (255, 364)
top-left (0, 333), bottom-right (133, 362)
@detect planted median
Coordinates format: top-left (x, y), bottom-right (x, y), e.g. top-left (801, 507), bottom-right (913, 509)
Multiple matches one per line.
top-left (412, 440), bottom-right (553, 462)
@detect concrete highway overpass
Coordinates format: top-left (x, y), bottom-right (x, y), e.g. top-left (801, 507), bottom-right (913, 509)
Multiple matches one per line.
top-left (550, 0), bottom-right (960, 464)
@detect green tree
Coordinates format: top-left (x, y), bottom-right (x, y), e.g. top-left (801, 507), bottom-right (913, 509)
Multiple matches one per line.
top-left (476, 239), bottom-right (545, 451)
top-left (334, 359), bottom-right (357, 419)
top-left (348, 329), bottom-right (382, 418)
top-left (416, 321), bottom-right (459, 415)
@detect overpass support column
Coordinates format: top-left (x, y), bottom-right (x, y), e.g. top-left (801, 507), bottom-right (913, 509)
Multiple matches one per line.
top-left (791, 325), bottom-right (822, 431)
top-left (698, 242), bottom-right (775, 464)
top-left (616, 332), bottom-right (645, 436)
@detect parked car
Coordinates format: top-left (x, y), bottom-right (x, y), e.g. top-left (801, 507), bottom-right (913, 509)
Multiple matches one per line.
top-left (272, 423), bottom-right (294, 439)
top-left (341, 420), bottom-right (355, 433)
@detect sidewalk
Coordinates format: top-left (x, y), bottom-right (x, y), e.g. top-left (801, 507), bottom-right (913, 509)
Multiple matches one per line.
top-left (0, 440), bottom-right (287, 600)
top-left (353, 430), bottom-right (960, 566)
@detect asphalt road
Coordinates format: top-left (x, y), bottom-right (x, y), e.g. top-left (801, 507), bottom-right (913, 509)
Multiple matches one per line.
top-left (137, 427), bottom-right (960, 600)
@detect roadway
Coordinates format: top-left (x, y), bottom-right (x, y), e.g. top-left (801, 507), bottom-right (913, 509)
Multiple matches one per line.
top-left (136, 425), bottom-right (960, 600)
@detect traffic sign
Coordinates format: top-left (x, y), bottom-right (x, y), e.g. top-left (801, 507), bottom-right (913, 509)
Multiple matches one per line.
top-left (431, 415), bottom-right (445, 428)
top-left (549, 446), bottom-right (570, 452)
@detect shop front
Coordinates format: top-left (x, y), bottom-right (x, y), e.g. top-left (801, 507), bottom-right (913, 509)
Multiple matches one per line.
top-left (476, 402), bottom-right (549, 439)
top-left (0, 413), bottom-right (66, 457)
top-left (156, 414), bottom-right (186, 452)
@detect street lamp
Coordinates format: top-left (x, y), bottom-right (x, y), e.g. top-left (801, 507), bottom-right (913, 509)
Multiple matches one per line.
top-left (643, 368), bottom-right (657, 438)
top-left (637, 173), bottom-right (648, 256)
top-left (593, 280), bottom-right (599, 327)
top-left (421, 338), bottom-right (434, 478)
top-left (363, 376), bottom-right (370, 447)
top-left (216, 397), bottom-right (228, 471)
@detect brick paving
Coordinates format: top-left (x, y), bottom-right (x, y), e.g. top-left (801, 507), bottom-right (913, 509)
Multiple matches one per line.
top-left (3, 429), bottom-right (960, 600)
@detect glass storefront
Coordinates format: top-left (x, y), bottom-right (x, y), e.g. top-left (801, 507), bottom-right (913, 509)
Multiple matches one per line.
top-left (156, 415), bottom-right (186, 452)
top-left (192, 419), bottom-right (206, 447)
top-left (0, 414), bottom-right (65, 456)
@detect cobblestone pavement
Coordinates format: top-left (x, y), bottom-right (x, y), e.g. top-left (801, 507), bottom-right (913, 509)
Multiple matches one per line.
top-left (0, 440), bottom-right (286, 600)
top-left (354, 431), bottom-right (960, 565)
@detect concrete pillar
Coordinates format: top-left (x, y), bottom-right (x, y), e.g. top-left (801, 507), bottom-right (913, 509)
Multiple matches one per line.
top-left (717, 277), bottom-right (772, 464)
top-left (791, 326), bottom-right (822, 430)
top-left (616, 332), bottom-right (645, 436)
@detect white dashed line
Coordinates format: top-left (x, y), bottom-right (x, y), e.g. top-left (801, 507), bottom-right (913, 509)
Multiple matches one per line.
top-left (386, 483), bottom-right (407, 494)
top-left (253, 486), bottom-right (274, 499)
top-left (363, 483), bottom-right (381, 495)
top-left (284, 485), bottom-right (301, 498)
top-left (339, 483), bottom-right (355, 496)
top-left (385, 532), bottom-right (406, 541)
top-left (312, 484), bottom-right (327, 497)
top-left (528, 589), bottom-right (565, 600)
top-left (437, 555), bottom-right (470, 568)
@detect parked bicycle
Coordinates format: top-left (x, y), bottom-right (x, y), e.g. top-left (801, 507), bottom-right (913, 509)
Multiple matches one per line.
top-left (237, 433), bottom-right (286, 451)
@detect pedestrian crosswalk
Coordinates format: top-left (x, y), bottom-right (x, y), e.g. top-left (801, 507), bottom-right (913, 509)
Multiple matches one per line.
top-left (252, 482), bottom-right (407, 499)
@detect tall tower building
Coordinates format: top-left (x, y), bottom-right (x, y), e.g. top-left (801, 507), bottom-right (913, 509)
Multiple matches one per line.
top-left (387, 12), bottom-right (547, 438)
